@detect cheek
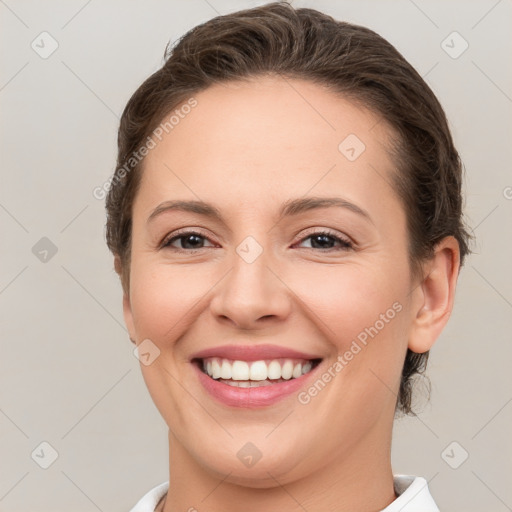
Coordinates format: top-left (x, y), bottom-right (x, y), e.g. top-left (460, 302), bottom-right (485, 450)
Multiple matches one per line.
top-left (288, 261), bottom-right (409, 344)
top-left (287, 260), bottom-right (411, 407)
top-left (294, 265), bottom-right (410, 422)
top-left (129, 260), bottom-right (216, 344)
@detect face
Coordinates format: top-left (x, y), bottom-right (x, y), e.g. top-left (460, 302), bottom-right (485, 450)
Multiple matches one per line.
top-left (122, 76), bottom-right (421, 486)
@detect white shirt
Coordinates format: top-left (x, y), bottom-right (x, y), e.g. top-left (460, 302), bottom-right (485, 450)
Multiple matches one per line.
top-left (129, 475), bottom-right (440, 511)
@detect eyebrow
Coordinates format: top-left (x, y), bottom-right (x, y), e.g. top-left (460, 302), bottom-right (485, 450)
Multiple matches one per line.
top-left (147, 196), bottom-right (374, 225)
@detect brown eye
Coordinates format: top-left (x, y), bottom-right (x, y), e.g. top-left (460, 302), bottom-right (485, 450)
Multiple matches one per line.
top-left (297, 230), bottom-right (353, 251)
top-left (162, 230), bottom-right (214, 252)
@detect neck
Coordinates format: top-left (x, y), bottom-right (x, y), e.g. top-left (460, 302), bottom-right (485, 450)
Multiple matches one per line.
top-left (160, 421), bottom-right (396, 512)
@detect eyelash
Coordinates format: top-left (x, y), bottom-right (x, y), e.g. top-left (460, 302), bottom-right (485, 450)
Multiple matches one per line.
top-left (161, 228), bottom-right (354, 253)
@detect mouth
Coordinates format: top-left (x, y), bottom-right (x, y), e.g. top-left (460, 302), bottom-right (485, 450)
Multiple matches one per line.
top-left (189, 344), bottom-right (325, 407)
top-left (192, 357), bottom-right (323, 388)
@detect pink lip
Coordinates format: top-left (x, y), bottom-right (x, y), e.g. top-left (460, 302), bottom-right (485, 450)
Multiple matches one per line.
top-left (191, 358), bottom-right (324, 408)
top-left (190, 344), bottom-right (322, 362)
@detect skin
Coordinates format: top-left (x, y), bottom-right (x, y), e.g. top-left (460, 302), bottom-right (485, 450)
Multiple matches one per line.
top-left (117, 76), bottom-right (460, 512)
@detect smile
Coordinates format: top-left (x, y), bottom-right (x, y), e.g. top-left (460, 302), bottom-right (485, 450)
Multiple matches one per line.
top-left (191, 356), bottom-right (323, 407)
top-left (199, 357), bottom-right (320, 386)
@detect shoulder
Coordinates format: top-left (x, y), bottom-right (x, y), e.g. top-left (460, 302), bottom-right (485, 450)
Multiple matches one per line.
top-left (128, 481), bottom-right (169, 512)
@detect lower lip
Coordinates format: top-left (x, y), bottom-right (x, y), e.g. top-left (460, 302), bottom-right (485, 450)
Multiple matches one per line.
top-left (192, 360), bottom-right (322, 408)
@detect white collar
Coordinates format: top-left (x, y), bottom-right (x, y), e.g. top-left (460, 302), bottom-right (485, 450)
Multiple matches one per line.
top-left (383, 475), bottom-right (439, 511)
top-left (129, 475), bottom-right (439, 512)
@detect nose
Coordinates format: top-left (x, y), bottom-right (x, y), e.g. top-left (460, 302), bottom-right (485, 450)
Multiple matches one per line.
top-left (209, 241), bottom-right (292, 330)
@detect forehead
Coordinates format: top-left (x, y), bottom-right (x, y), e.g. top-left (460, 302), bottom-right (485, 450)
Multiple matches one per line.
top-left (135, 76), bottom-right (398, 217)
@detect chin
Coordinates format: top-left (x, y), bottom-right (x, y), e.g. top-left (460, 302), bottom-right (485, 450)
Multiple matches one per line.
top-left (195, 441), bottom-right (309, 487)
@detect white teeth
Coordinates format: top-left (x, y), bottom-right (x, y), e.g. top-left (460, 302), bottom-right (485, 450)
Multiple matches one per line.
top-left (231, 360), bottom-right (250, 380)
top-left (249, 360), bottom-right (268, 381)
top-left (220, 360), bottom-right (232, 379)
top-left (281, 360), bottom-right (294, 380)
top-left (267, 360), bottom-right (282, 380)
top-left (211, 359), bottom-right (222, 379)
top-left (301, 361), bottom-right (312, 374)
top-left (201, 357), bottom-right (318, 381)
top-left (219, 378), bottom-right (283, 387)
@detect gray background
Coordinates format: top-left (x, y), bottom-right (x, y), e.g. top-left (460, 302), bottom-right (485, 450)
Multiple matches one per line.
top-left (1, 0), bottom-right (511, 510)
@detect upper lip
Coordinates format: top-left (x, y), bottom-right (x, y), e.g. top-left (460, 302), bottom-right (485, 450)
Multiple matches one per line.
top-left (190, 344), bottom-right (323, 362)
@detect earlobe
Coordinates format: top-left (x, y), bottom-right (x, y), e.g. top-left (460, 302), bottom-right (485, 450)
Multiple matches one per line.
top-left (408, 236), bottom-right (461, 354)
top-left (122, 292), bottom-right (138, 345)
top-left (114, 254), bottom-right (122, 275)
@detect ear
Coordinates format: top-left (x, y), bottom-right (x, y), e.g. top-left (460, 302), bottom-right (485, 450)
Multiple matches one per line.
top-left (408, 236), bottom-right (461, 353)
top-left (114, 254), bottom-right (137, 345)
top-left (122, 293), bottom-right (137, 345)
top-left (114, 253), bottom-right (123, 275)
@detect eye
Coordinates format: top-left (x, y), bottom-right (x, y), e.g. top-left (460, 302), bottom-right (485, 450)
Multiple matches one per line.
top-left (161, 230), bottom-right (215, 252)
top-left (295, 230), bottom-right (353, 251)
top-left (161, 229), bottom-right (354, 253)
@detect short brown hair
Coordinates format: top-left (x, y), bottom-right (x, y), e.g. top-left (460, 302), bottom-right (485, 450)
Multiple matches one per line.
top-left (104, 1), bottom-right (472, 415)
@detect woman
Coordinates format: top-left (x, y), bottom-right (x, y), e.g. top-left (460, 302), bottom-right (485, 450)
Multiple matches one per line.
top-left (104, 2), bottom-right (472, 511)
